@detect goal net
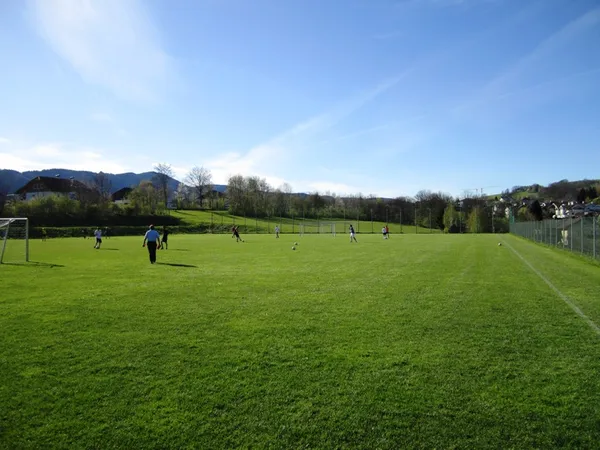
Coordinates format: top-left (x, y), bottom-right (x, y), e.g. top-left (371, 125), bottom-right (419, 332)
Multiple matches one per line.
top-left (0, 218), bottom-right (29, 264)
top-left (299, 222), bottom-right (337, 236)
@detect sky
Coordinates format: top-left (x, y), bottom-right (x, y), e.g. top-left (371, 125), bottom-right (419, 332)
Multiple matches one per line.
top-left (0, 0), bottom-right (599, 198)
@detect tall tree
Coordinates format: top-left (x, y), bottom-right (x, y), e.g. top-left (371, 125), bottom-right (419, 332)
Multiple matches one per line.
top-left (130, 180), bottom-right (161, 214)
top-left (528, 199), bottom-right (543, 221)
top-left (185, 166), bottom-right (213, 209)
top-left (226, 175), bottom-right (247, 215)
top-left (153, 163), bottom-right (174, 208)
top-left (443, 202), bottom-right (460, 232)
top-left (0, 181), bottom-right (8, 215)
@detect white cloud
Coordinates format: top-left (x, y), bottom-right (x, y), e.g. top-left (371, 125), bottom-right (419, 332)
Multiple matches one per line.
top-left (0, 141), bottom-right (129, 174)
top-left (29, 0), bottom-right (173, 102)
top-left (34, 143), bottom-right (63, 157)
top-left (306, 181), bottom-right (355, 194)
top-left (0, 137), bottom-right (10, 145)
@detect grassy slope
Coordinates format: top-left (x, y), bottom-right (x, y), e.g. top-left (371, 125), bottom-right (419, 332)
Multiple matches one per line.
top-left (171, 210), bottom-right (441, 234)
top-left (1, 234), bottom-right (600, 448)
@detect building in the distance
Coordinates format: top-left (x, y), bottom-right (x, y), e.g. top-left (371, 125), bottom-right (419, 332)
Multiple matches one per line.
top-left (15, 176), bottom-right (93, 201)
top-left (111, 187), bottom-right (133, 205)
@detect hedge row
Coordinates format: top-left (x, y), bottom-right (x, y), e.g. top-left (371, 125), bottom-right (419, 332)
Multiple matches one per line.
top-left (29, 223), bottom-right (269, 238)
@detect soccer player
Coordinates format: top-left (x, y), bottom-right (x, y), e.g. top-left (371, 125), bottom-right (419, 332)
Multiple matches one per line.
top-left (349, 224), bottom-right (358, 243)
top-left (275, 225), bottom-right (280, 238)
top-left (233, 225), bottom-right (244, 242)
top-left (41, 227), bottom-right (47, 241)
top-left (93, 227), bottom-right (102, 249)
top-left (162, 226), bottom-right (169, 250)
top-left (382, 226), bottom-right (387, 239)
top-left (142, 224), bottom-right (162, 264)
top-left (385, 225), bottom-right (390, 238)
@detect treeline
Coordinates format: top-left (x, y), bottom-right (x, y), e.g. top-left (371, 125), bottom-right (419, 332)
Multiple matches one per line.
top-left (220, 175), bottom-right (507, 232)
top-left (1, 187), bottom-right (180, 227)
top-left (1, 163), bottom-right (511, 232)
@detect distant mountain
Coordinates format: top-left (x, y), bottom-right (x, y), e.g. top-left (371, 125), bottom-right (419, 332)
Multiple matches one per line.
top-left (0, 168), bottom-right (227, 194)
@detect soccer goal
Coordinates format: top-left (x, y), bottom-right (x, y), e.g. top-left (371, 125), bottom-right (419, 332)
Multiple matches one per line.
top-left (299, 222), bottom-right (337, 236)
top-left (0, 218), bottom-right (29, 264)
top-left (319, 222), bottom-right (337, 236)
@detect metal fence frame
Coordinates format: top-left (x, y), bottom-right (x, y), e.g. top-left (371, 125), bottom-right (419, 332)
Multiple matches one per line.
top-left (510, 216), bottom-right (599, 260)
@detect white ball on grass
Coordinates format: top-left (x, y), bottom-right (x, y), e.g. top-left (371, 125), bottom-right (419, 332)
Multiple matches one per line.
top-left (498, 242), bottom-right (502, 246)
top-left (294, 242), bottom-right (298, 245)
top-left (292, 246), bottom-right (296, 250)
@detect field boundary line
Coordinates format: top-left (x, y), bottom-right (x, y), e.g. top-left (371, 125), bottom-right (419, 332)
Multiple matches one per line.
top-left (501, 237), bottom-right (600, 336)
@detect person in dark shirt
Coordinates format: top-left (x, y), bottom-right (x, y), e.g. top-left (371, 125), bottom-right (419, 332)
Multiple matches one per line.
top-left (349, 224), bottom-right (358, 243)
top-left (232, 225), bottom-right (244, 242)
top-left (162, 227), bottom-right (169, 250)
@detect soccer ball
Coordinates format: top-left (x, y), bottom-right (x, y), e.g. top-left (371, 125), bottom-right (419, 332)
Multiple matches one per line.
top-left (292, 246), bottom-right (296, 250)
top-left (498, 243), bottom-right (502, 246)
top-left (294, 242), bottom-right (298, 245)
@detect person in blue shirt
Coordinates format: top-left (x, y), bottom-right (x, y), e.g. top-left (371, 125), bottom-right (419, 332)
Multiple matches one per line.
top-left (142, 224), bottom-right (162, 264)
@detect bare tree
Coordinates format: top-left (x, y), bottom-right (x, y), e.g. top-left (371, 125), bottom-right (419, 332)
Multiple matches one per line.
top-left (153, 163), bottom-right (174, 208)
top-left (185, 166), bottom-right (213, 209)
top-left (93, 171), bottom-right (112, 201)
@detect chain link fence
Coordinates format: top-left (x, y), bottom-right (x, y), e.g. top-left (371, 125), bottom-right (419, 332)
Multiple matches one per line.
top-left (510, 216), bottom-right (599, 260)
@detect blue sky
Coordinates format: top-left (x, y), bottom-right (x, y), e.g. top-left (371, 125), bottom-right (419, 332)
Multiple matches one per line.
top-left (0, 0), bottom-right (599, 198)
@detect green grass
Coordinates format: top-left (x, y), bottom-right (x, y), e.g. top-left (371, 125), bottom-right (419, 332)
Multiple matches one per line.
top-left (2, 233), bottom-right (600, 448)
top-left (171, 209), bottom-right (440, 234)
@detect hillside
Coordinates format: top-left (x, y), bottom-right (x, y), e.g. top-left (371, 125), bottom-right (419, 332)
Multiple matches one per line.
top-left (491, 179), bottom-right (600, 203)
top-left (0, 168), bottom-right (227, 194)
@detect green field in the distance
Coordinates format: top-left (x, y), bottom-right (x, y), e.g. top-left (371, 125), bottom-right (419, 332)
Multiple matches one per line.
top-left (2, 233), bottom-right (600, 448)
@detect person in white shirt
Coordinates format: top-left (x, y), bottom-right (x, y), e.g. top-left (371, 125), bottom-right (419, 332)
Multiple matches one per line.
top-left (142, 224), bottom-right (162, 264)
top-left (275, 226), bottom-right (280, 238)
top-left (382, 226), bottom-right (387, 239)
top-left (93, 227), bottom-right (102, 249)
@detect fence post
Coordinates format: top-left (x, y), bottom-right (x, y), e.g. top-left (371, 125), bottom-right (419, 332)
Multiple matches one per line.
top-left (593, 216), bottom-right (597, 259)
top-left (581, 216), bottom-right (584, 254)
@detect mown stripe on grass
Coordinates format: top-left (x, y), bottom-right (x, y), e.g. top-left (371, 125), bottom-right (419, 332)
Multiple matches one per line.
top-left (502, 237), bottom-right (600, 335)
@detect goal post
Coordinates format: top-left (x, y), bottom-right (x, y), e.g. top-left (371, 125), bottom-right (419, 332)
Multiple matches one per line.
top-left (0, 218), bottom-right (29, 264)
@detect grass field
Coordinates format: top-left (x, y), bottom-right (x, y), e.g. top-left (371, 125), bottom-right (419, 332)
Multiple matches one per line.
top-left (171, 209), bottom-right (440, 234)
top-left (2, 233), bottom-right (600, 448)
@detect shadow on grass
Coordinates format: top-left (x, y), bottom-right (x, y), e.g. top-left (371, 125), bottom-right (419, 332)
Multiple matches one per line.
top-left (156, 262), bottom-right (197, 268)
top-left (2, 261), bottom-right (65, 268)
top-left (99, 248), bottom-right (119, 251)
top-left (163, 249), bottom-right (189, 252)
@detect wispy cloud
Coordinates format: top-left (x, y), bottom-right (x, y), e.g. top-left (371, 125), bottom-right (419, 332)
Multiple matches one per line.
top-left (89, 112), bottom-right (128, 136)
top-left (90, 112), bottom-right (114, 123)
top-left (454, 7), bottom-right (600, 115)
top-left (206, 75), bottom-right (407, 187)
top-left (29, 0), bottom-right (173, 102)
top-left (0, 141), bottom-right (129, 173)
